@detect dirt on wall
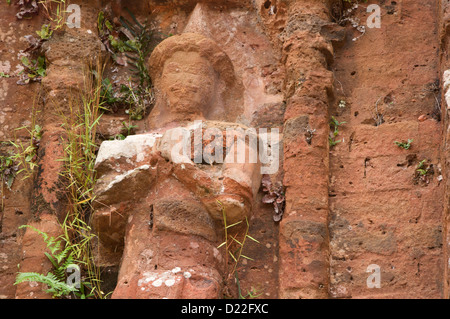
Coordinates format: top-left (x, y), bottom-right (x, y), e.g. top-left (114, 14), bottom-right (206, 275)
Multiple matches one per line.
top-left (0, 0), bottom-right (450, 300)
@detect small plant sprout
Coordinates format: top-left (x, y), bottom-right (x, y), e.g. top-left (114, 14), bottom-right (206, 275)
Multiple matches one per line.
top-left (414, 159), bottom-right (435, 186)
top-left (395, 139), bottom-right (413, 150)
top-left (329, 116), bottom-right (346, 147)
top-left (111, 121), bottom-right (138, 140)
top-left (416, 160), bottom-right (428, 176)
top-left (330, 116), bottom-right (346, 137)
top-left (36, 24), bottom-right (53, 40)
top-left (122, 121), bottom-right (138, 136)
top-left (18, 55), bottom-right (46, 85)
top-left (329, 136), bottom-right (341, 147)
top-left (8, 107), bottom-right (42, 183)
top-left (235, 273), bottom-right (263, 299)
top-left (39, 0), bottom-right (68, 32)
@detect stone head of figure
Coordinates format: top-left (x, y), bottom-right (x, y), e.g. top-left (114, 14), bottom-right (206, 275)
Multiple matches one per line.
top-left (147, 33), bottom-right (243, 128)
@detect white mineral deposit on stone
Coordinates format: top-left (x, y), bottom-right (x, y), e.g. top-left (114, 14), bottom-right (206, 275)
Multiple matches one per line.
top-left (152, 279), bottom-right (163, 287)
top-left (172, 267), bottom-right (181, 273)
top-left (183, 272), bottom-right (192, 279)
top-left (165, 279), bottom-right (176, 287)
top-left (95, 134), bottom-right (161, 165)
top-left (443, 70), bottom-right (450, 91)
top-left (190, 242), bottom-right (199, 249)
top-left (213, 248), bottom-right (220, 259)
top-left (104, 165), bottom-right (150, 192)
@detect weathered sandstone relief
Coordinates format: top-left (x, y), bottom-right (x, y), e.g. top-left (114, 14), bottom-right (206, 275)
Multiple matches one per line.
top-left (1, 0), bottom-right (450, 300)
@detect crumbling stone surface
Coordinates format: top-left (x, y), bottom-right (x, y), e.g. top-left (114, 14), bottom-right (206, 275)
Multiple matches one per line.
top-left (2, 0), bottom-right (450, 300)
top-left (92, 119), bottom-right (263, 298)
top-left (329, 0), bottom-right (445, 299)
top-left (92, 31), bottom-right (263, 298)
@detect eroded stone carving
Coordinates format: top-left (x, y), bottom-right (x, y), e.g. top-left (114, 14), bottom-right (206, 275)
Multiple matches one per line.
top-left (92, 33), bottom-right (261, 299)
top-left (147, 32), bottom-right (244, 129)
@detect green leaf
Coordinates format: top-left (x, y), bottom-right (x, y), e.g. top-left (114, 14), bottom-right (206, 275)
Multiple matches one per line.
top-left (123, 41), bottom-right (137, 51)
top-left (6, 174), bottom-right (15, 189)
top-left (124, 53), bottom-right (138, 60)
top-left (15, 272), bottom-right (78, 297)
top-left (119, 17), bottom-right (137, 38)
top-left (37, 56), bottom-right (45, 68)
top-left (97, 11), bottom-right (104, 33)
top-left (226, 220), bottom-right (243, 229)
top-left (241, 254), bottom-right (254, 261)
top-left (125, 8), bottom-right (144, 29)
top-left (45, 252), bottom-right (58, 268)
top-left (105, 19), bottom-right (113, 32)
top-left (21, 56), bottom-right (30, 67)
top-left (246, 234), bottom-right (260, 243)
top-left (417, 160), bottom-right (426, 169)
top-left (231, 236), bottom-right (242, 246)
top-left (228, 251), bottom-right (237, 262)
top-left (217, 241), bottom-right (226, 249)
top-left (417, 169), bottom-right (427, 176)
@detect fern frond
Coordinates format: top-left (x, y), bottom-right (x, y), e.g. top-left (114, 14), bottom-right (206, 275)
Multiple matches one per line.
top-left (15, 271), bottom-right (78, 298)
top-left (19, 224), bottom-right (63, 255)
top-left (119, 17), bottom-right (137, 37)
top-left (15, 272), bottom-right (48, 285)
top-left (44, 252), bottom-right (58, 268)
top-left (54, 245), bottom-right (72, 265)
top-left (125, 8), bottom-right (144, 29)
top-left (19, 225), bottom-right (49, 242)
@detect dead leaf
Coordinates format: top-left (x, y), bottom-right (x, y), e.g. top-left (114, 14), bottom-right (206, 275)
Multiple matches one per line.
top-left (16, 0), bottom-right (39, 20)
top-left (261, 174), bottom-right (285, 222)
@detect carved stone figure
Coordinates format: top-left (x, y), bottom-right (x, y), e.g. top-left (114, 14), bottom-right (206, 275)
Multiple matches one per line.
top-left (92, 33), bottom-right (261, 299)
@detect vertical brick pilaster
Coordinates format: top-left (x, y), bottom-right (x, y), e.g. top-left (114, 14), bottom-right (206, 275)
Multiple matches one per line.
top-left (440, 0), bottom-right (450, 300)
top-left (16, 5), bottom-right (103, 297)
top-left (278, 0), bottom-right (334, 299)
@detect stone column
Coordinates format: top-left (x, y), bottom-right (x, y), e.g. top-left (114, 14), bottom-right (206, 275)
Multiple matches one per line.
top-left (15, 3), bottom-right (102, 298)
top-left (278, 0), bottom-right (335, 299)
top-left (32, 20), bottom-right (101, 221)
